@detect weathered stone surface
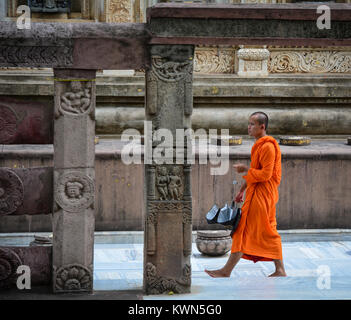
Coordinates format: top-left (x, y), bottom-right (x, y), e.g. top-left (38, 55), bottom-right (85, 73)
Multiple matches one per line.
top-left (147, 4), bottom-right (351, 46)
top-left (0, 167), bottom-right (53, 216)
top-left (0, 21), bottom-right (150, 69)
top-left (52, 68), bottom-right (96, 293)
top-left (2, 70), bottom-right (350, 135)
top-left (0, 246), bottom-right (51, 289)
top-left (0, 247), bottom-right (22, 288)
top-left (53, 69), bottom-right (95, 169)
top-left (1, 139), bottom-right (351, 232)
top-left (144, 44), bottom-right (194, 295)
top-left (52, 169), bottom-right (95, 293)
top-left (0, 97), bottom-right (53, 144)
top-left (53, 263), bottom-right (92, 293)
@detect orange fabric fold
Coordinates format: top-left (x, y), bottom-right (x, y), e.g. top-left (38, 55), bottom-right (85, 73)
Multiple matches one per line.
top-left (231, 136), bottom-right (283, 263)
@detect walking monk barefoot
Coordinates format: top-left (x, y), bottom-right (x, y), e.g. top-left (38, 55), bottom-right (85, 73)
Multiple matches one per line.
top-left (205, 112), bottom-right (287, 278)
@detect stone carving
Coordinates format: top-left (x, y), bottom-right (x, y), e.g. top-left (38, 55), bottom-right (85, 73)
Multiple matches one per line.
top-left (237, 47), bottom-right (270, 77)
top-left (269, 50), bottom-right (351, 73)
top-left (146, 72), bottom-right (158, 115)
top-left (55, 171), bottom-right (94, 213)
top-left (0, 45), bottom-right (73, 68)
top-left (146, 210), bottom-right (157, 256)
top-left (57, 81), bottom-right (93, 117)
top-left (145, 262), bottom-right (191, 294)
top-left (182, 209), bottom-right (192, 225)
top-left (147, 210), bottom-right (158, 225)
top-left (146, 165), bottom-right (156, 200)
top-left (104, 0), bottom-right (132, 23)
top-left (151, 57), bottom-right (192, 82)
top-left (28, 0), bottom-right (71, 13)
top-left (156, 166), bottom-right (169, 201)
top-left (194, 47), bottom-right (235, 74)
top-left (0, 169), bottom-right (24, 216)
top-left (182, 205), bottom-right (192, 257)
top-left (148, 202), bottom-right (183, 215)
top-left (237, 48), bottom-right (270, 61)
top-left (54, 264), bottom-right (92, 292)
top-left (0, 105), bottom-right (17, 144)
top-left (196, 230), bottom-right (232, 256)
top-left (0, 247), bottom-right (22, 288)
top-left (168, 166), bottom-right (182, 200)
top-left (155, 166), bottom-right (183, 201)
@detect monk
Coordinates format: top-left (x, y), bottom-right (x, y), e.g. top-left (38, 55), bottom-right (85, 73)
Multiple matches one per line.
top-left (205, 112), bottom-right (287, 278)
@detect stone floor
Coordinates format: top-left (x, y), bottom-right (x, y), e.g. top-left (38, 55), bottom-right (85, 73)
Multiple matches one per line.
top-left (1, 231), bottom-right (351, 300)
top-left (94, 240), bottom-right (351, 300)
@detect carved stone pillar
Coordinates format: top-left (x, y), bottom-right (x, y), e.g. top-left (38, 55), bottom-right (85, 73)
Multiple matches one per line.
top-left (52, 69), bottom-right (96, 293)
top-left (144, 45), bottom-right (194, 295)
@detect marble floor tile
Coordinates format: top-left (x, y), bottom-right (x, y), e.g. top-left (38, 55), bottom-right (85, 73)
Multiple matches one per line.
top-left (91, 240), bottom-right (351, 299)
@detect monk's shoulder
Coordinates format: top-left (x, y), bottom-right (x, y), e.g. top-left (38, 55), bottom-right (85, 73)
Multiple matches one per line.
top-left (261, 142), bottom-right (275, 153)
top-left (259, 142), bottom-right (276, 158)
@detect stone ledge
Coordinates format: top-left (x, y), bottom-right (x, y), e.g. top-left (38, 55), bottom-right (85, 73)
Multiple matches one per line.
top-left (2, 229), bottom-right (351, 246)
top-left (1, 138), bottom-right (351, 160)
top-left (147, 3), bottom-right (351, 22)
top-left (147, 4), bottom-right (351, 46)
top-left (1, 71), bottom-right (350, 99)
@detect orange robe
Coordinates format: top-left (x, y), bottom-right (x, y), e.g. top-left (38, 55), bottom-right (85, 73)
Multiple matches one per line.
top-left (231, 135), bottom-right (283, 262)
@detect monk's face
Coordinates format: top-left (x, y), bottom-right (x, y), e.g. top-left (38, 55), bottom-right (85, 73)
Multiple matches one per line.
top-left (248, 115), bottom-right (265, 138)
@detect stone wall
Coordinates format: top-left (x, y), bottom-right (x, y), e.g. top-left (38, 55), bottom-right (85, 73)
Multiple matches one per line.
top-left (1, 140), bottom-right (350, 232)
top-left (1, 69), bottom-right (350, 136)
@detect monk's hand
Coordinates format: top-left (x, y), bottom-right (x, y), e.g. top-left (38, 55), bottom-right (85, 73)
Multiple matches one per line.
top-left (235, 191), bottom-right (244, 203)
top-left (233, 163), bottom-right (249, 174)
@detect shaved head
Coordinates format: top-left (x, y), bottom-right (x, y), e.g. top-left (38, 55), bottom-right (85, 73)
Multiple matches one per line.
top-left (250, 112), bottom-right (269, 131)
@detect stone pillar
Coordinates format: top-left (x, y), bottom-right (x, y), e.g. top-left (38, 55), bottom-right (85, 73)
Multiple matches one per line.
top-left (52, 69), bottom-right (96, 293)
top-left (143, 45), bottom-right (194, 295)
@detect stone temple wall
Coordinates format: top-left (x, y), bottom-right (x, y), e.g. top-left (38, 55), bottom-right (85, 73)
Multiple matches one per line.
top-left (1, 1), bottom-right (350, 136)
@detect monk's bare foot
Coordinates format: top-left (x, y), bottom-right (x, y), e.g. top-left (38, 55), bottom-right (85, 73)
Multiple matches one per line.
top-left (205, 269), bottom-right (231, 278)
top-left (268, 270), bottom-right (287, 277)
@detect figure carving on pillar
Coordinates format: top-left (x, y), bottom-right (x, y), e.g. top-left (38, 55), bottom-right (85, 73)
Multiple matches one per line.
top-left (156, 166), bottom-right (169, 200)
top-left (168, 166), bottom-right (182, 200)
top-left (155, 166), bottom-right (184, 201)
top-left (55, 171), bottom-right (94, 213)
top-left (66, 181), bottom-right (84, 199)
top-left (145, 45), bottom-right (194, 295)
top-left (60, 81), bottom-right (92, 115)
